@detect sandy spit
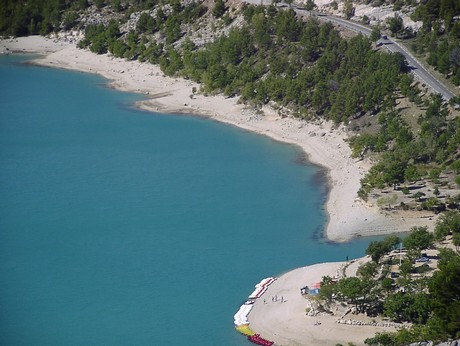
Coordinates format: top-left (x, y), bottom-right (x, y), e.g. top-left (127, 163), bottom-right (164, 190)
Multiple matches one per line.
top-left (247, 258), bottom-right (406, 346)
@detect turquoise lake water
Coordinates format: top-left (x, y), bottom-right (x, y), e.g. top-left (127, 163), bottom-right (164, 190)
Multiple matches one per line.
top-left (0, 55), bottom-right (377, 345)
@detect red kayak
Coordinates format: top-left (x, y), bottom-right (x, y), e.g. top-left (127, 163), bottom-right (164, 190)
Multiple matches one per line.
top-left (247, 334), bottom-right (274, 346)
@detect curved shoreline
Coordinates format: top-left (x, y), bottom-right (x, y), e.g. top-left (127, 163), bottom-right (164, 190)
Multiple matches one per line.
top-left (245, 259), bottom-right (405, 346)
top-left (1, 35), bottom-right (439, 345)
top-left (2, 35), bottom-right (436, 242)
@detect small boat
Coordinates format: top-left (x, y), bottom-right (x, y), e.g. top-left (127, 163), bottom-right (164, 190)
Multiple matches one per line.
top-left (247, 333), bottom-right (274, 346)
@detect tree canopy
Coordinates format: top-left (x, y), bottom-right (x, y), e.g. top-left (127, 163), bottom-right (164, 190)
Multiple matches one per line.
top-left (402, 226), bottom-right (435, 252)
top-left (366, 235), bottom-right (400, 263)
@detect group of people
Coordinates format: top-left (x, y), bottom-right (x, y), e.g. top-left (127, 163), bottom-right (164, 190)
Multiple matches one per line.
top-left (263, 295), bottom-right (286, 303)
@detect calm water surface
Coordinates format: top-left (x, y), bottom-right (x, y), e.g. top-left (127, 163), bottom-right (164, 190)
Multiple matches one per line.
top-left (0, 55), bottom-right (375, 345)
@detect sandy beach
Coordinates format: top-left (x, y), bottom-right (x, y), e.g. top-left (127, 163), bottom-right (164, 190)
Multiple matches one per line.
top-left (246, 259), bottom-right (406, 346)
top-left (1, 35), bottom-right (434, 345)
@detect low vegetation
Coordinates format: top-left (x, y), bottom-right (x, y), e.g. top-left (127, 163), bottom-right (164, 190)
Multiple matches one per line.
top-left (317, 211), bottom-right (460, 345)
top-left (354, 94), bottom-right (460, 206)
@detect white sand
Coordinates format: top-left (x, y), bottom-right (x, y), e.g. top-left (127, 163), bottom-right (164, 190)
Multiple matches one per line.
top-left (2, 35), bottom-right (431, 345)
top-left (0, 35), bottom-right (70, 54)
top-left (247, 259), bottom-right (403, 346)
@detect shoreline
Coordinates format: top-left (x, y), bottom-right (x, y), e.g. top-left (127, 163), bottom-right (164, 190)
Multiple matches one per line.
top-left (245, 258), bottom-right (407, 346)
top-left (0, 35), bottom-right (435, 242)
top-left (1, 35), bottom-right (438, 346)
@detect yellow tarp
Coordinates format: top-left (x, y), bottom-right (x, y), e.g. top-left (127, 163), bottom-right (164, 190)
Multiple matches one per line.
top-left (235, 324), bottom-right (255, 336)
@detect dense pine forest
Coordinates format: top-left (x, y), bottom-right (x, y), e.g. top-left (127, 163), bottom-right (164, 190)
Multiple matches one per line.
top-left (1, 0), bottom-right (459, 85)
top-left (409, 0), bottom-right (460, 85)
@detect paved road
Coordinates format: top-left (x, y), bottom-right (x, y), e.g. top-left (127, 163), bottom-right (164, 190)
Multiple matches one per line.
top-left (307, 12), bottom-right (457, 100)
top-left (242, 0), bottom-right (457, 100)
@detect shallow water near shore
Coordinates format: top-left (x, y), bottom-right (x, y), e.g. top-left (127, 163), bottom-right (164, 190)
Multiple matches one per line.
top-left (1, 55), bottom-right (377, 345)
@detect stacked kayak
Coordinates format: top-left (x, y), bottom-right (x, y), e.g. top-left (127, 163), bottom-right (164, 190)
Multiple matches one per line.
top-left (235, 324), bottom-right (255, 336)
top-left (248, 277), bottom-right (276, 299)
top-left (233, 302), bottom-right (253, 326)
top-left (234, 277), bottom-right (276, 345)
top-left (248, 334), bottom-right (274, 346)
